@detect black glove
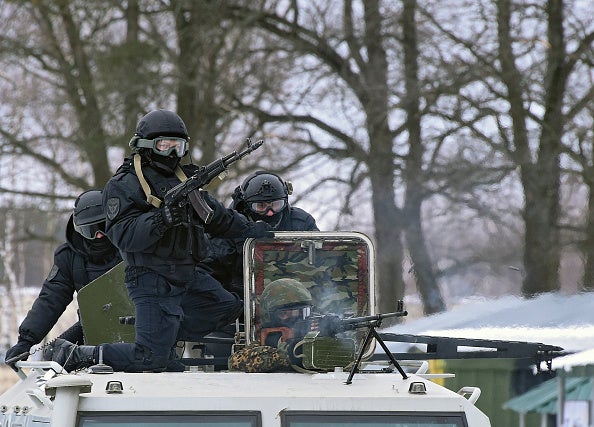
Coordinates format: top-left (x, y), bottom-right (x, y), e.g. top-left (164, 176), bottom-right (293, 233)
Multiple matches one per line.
top-left (161, 203), bottom-right (186, 227)
top-left (241, 220), bottom-right (274, 239)
top-left (5, 339), bottom-right (33, 372)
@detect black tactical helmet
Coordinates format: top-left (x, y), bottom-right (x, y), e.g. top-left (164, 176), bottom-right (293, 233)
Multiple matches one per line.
top-left (73, 190), bottom-right (106, 240)
top-left (129, 109), bottom-right (189, 158)
top-left (232, 171), bottom-right (293, 218)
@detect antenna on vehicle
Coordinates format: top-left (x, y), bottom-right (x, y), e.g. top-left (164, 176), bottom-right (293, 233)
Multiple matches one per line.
top-left (88, 346), bottom-right (114, 374)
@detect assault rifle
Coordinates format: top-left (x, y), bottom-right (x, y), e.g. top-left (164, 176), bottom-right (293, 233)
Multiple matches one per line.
top-left (164, 138), bottom-right (264, 224)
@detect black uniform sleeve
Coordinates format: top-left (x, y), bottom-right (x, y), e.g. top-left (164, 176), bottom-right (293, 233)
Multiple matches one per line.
top-left (103, 173), bottom-right (169, 253)
top-left (17, 245), bottom-right (78, 344)
top-left (201, 191), bottom-right (252, 238)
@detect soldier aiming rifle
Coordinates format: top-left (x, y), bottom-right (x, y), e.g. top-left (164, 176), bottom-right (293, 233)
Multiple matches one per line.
top-left (229, 278), bottom-right (408, 380)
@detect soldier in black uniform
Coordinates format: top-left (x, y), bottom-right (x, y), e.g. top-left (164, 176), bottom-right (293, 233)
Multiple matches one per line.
top-left (4, 190), bottom-right (122, 371)
top-left (204, 171), bottom-right (319, 295)
top-left (43, 109), bottom-right (272, 373)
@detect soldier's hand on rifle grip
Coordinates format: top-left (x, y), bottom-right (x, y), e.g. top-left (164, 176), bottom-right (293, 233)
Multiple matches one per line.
top-left (241, 220), bottom-right (274, 239)
top-left (161, 203), bottom-right (186, 228)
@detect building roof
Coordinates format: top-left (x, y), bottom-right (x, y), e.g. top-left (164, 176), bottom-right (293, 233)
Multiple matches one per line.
top-left (389, 292), bottom-right (594, 354)
top-left (389, 292), bottom-right (594, 416)
top-left (552, 349), bottom-right (594, 371)
top-left (503, 376), bottom-right (592, 414)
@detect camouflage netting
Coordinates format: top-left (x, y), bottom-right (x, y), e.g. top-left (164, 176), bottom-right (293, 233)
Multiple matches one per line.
top-left (228, 342), bottom-right (291, 373)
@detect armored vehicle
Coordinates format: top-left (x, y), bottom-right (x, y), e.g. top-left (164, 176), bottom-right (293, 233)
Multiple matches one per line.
top-left (1, 232), bottom-right (561, 427)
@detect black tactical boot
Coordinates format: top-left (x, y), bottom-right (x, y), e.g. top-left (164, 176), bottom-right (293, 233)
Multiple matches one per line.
top-left (43, 338), bottom-right (96, 371)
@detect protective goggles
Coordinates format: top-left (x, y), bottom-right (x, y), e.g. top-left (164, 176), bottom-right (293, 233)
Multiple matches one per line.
top-left (136, 137), bottom-right (187, 157)
top-left (74, 220), bottom-right (106, 240)
top-left (276, 306), bottom-right (311, 321)
top-left (249, 199), bottom-right (286, 214)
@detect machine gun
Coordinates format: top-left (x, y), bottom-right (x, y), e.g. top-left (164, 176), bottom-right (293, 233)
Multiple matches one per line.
top-left (164, 138), bottom-right (264, 224)
top-left (301, 301), bottom-right (409, 384)
top-left (310, 308), bottom-right (408, 336)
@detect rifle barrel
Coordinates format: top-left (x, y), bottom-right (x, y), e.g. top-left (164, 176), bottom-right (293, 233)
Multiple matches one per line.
top-left (239, 139), bottom-right (264, 157)
top-left (222, 139), bottom-right (264, 167)
top-left (341, 311), bottom-right (408, 324)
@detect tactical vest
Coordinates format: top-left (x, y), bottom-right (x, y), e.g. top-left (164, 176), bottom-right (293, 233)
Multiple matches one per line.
top-left (130, 155), bottom-right (211, 270)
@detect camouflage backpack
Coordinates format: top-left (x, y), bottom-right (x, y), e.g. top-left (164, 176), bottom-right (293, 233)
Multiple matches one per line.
top-left (228, 342), bottom-right (291, 373)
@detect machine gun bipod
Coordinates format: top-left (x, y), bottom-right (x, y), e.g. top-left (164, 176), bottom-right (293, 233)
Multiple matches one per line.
top-left (342, 301), bottom-right (409, 384)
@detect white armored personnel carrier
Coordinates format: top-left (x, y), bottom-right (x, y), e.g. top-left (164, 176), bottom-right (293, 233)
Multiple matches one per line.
top-left (1, 232), bottom-right (561, 427)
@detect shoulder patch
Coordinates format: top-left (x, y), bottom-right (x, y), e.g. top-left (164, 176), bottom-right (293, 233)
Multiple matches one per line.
top-left (106, 198), bottom-right (120, 221)
top-left (46, 264), bottom-right (59, 281)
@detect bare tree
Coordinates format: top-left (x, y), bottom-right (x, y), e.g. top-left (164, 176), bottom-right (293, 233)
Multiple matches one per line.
top-left (400, 0), bottom-right (445, 312)
top-left (1, 0), bottom-right (592, 318)
top-left (0, 1), bottom-right (123, 189)
top-left (0, 215), bottom-right (23, 350)
top-left (424, 0), bottom-right (594, 296)
top-left (222, 1), bottom-right (457, 313)
top-left (0, 1), bottom-right (170, 290)
top-left (172, 0), bottom-right (260, 165)
top-left (561, 66), bottom-right (594, 290)
top-left (500, 0), bottom-right (563, 295)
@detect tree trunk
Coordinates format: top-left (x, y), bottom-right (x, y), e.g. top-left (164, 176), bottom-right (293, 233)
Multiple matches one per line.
top-left (362, 0), bottom-right (406, 313)
top-left (401, 0), bottom-right (445, 314)
top-left (174, 0), bottom-right (222, 163)
top-left (53, 2), bottom-right (111, 187)
top-left (369, 169), bottom-right (406, 313)
top-left (123, 0), bottom-right (141, 134)
top-left (522, 0), bottom-right (565, 296)
top-left (522, 166), bottom-right (560, 295)
top-left (583, 180), bottom-right (594, 290)
top-left (497, 0), bottom-right (564, 296)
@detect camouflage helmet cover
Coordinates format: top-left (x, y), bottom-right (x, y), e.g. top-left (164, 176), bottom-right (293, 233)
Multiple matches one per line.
top-left (260, 278), bottom-right (312, 325)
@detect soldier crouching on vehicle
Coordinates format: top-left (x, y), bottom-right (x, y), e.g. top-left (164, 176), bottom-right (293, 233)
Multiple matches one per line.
top-left (4, 190), bottom-right (122, 371)
top-left (43, 109), bottom-right (272, 373)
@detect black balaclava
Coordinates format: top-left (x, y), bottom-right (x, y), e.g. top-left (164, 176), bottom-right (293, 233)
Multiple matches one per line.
top-left (82, 237), bottom-right (118, 265)
top-left (142, 149), bottom-right (180, 175)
